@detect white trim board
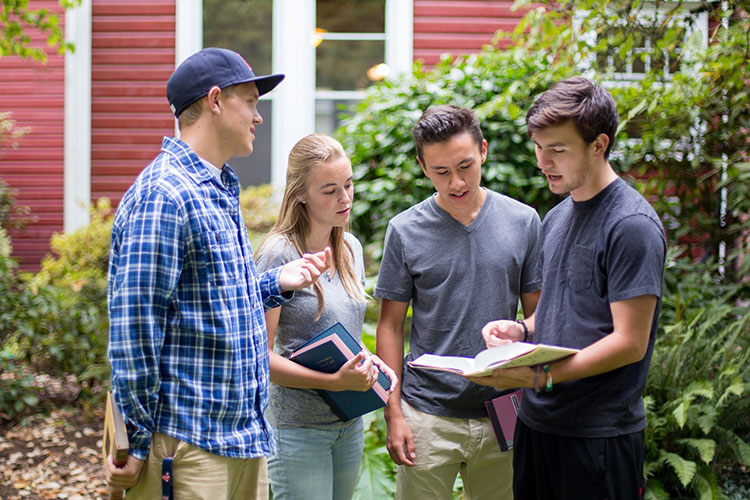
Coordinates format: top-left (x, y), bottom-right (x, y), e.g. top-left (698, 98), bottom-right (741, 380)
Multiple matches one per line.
top-left (64, 0), bottom-right (92, 232)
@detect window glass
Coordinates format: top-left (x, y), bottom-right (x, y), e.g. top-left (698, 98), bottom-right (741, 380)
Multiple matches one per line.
top-left (203, 0), bottom-right (274, 187)
top-left (316, 40), bottom-right (385, 90)
top-left (316, 0), bottom-right (385, 33)
top-left (203, 0), bottom-right (273, 75)
top-left (316, 99), bottom-right (356, 135)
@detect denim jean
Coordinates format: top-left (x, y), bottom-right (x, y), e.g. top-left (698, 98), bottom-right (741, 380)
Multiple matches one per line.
top-left (268, 418), bottom-right (364, 500)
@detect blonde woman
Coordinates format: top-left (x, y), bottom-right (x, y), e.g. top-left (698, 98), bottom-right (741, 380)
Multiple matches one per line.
top-left (255, 134), bottom-right (396, 500)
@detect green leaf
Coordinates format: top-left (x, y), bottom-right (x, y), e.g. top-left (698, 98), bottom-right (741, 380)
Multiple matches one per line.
top-left (660, 451), bottom-right (696, 488)
top-left (690, 465), bottom-right (720, 500)
top-left (735, 436), bottom-right (750, 466)
top-left (672, 401), bottom-right (688, 428)
top-left (644, 477), bottom-right (669, 500)
top-left (676, 438), bottom-right (715, 464)
top-left (21, 393), bottom-right (38, 407)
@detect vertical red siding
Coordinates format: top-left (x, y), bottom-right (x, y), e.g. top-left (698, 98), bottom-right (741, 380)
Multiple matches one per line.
top-left (0, 1), bottom-right (65, 271)
top-left (90, 0), bottom-right (176, 206)
top-left (413, 0), bottom-right (527, 68)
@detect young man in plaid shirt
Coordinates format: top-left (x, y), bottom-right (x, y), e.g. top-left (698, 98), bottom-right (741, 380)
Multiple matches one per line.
top-left (104, 48), bottom-right (331, 499)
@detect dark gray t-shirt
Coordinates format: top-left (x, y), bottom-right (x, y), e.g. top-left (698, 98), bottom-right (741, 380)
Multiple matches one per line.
top-left (255, 233), bottom-right (366, 429)
top-left (520, 178), bottom-right (666, 437)
top-left (375, 190), bottom-right (542, 418)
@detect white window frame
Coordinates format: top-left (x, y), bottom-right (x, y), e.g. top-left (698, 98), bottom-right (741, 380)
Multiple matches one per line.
top-left (64, 0), bottom-right (92, 232)
top-left (576, 2), bottom-right (708, 83)
top-left (175, 0), bottom-right (203, 137)
top-left (272, 0), bottom-right (413, 195)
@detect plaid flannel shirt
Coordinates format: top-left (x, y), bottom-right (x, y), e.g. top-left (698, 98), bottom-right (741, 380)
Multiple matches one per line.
top-left (107, 137), bottom-right (289, 460)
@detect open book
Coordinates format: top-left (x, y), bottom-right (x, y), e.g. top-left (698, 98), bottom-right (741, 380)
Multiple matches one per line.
top-left (408, 342), bottom-right (579, 377)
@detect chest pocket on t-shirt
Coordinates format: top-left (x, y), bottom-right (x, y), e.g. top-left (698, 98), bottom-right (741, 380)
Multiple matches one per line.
top-left (201, 229), bottom-right (243, 286)
top-left (567, 244), bottom-right (596, 292)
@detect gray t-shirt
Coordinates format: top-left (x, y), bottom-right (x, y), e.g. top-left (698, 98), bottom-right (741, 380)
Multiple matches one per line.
top-left (375, 189), bottom-right (542, 418)
top-left (520, 178), bottom-right (666, 438)
top-left (254, 233), bottom-right (367, 429)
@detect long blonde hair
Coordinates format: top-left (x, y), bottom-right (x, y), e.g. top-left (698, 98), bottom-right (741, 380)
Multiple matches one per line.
top-left (259, 133), bottom-right (365, 319)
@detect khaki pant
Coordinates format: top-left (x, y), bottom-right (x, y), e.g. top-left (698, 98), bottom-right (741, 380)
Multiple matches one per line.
top-left (126, 432), bottom-right (268, 500)
top-left (396, 400), bottom-right (513, 500)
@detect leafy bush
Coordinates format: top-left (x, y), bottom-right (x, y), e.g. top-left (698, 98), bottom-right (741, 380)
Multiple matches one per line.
top-left (8, 199), bottom-right (115, 375)
top-left (0, 210), bottom-right (42, 421)
top-left (355, 410), bottom-right (396, 499)
top-left (240, 183), bottom-right (279, 234)
top-left (337, 0), bottom-right (749, 273)
top-left (0, 179), bottom-right (33, 231)
top-left (643, 253), bottom-right (750, 500)
top-left (0, 351), bottom-right (39, 421)
top-left (34, 197), bottom-right (113, 293)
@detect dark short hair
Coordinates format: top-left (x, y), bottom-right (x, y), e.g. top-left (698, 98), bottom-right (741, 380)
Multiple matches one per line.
top-left (526, 77), bottom-right (619, 158)
top-left (412, 105), bottom-right (484, 161)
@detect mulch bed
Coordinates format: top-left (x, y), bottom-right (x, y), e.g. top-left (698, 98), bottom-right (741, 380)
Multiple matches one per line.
top-left (0, 372), bottom-right (109, 500)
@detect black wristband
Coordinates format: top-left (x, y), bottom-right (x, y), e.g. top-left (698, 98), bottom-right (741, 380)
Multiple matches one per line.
top-left (516, 319), bottom-right (529, 342)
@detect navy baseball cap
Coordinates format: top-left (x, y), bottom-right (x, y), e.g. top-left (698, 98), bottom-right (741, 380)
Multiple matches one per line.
top-left (166, 47), bottom-right (285, 118)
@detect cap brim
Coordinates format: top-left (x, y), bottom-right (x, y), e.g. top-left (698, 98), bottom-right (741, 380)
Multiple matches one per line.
top-left (249, 74), bottom-right (285, 96)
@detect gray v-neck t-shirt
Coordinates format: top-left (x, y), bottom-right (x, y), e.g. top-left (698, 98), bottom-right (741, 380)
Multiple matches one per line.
top-left (375, 190), bottom-right (542, 418)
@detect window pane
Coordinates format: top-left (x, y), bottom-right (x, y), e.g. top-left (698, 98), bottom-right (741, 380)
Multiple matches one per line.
top-left (316, 99), bottom-right (356, 135)
top-left (632, 54), bottom-right (646, 74)
top-left (316, 40), bottom-right (385, 90)
top-left (203, 0), bottom-right (273, 76)
top-left (228, 100), bottom-right (273, 187)
top-left (316, 0), bottom-right (385, 33)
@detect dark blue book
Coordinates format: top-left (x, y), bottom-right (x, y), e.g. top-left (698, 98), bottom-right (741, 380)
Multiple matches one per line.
top-left (289, 322), bottom-right (391, 421)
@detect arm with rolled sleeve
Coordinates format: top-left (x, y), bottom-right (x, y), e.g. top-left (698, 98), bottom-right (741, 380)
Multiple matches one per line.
top-left (257, 266), bottom-right (293, 311)
top-left (108, 191), bottom-right (183, 461)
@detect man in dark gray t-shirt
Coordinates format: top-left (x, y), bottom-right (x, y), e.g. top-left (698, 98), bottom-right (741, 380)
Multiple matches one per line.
top-left (375, 105), bottom-right (542, 500)
top-left (475, 77), bottom-right (666, 500)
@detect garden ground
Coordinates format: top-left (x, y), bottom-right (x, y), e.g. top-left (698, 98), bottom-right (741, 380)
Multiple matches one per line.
top-left (0, 372), bottom-right (108, 500)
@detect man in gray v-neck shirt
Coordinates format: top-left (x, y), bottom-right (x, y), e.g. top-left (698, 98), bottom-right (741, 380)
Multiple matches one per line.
top-left (375, 105), bottom-right (542, 500)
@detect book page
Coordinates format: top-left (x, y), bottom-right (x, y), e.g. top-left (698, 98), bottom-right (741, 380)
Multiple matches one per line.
top-left (408, 354), bottom-right (477, 374)
top-left (494, 345), bottom-right (579, 369)
top-left (474, 343), bottom-right (538, 370)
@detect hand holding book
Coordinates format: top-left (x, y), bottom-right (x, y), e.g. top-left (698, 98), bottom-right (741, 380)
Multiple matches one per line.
top-left (483, 319), bottom-right (528, 347)
top-left (102, 392), bottom-right (144, 497)
top-left (332, 351), bottom-right (379, 392)
top-left (289, 322), bottom-right (396, 420)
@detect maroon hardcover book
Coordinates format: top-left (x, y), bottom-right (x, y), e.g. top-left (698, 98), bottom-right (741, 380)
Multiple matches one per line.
top-left (485, 390), bottom-right (522, 451)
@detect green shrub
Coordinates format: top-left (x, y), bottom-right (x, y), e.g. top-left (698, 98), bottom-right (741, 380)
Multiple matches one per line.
top-left (0, 178), bottom-right (33, 231)
top-left (10, 199), bottom-right (115, 375)
top-left (0, 227), bottom-right (19, 347)
top-left (240, 183), bottom-right (279, 233)
top-left (355, 409), bottom-right (397, 499)
top-left (644, 253), bottom-right (750, 500)
top-left (0, 213), bottom-right (42, 421)
top-left (34, 197), bottom-right (113, 293)
top-left (0, 351), bottom-right (40, 421)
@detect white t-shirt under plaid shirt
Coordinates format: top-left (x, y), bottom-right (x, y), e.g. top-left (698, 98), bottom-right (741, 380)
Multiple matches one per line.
top-left (107, 137), bottom-right (290, 460)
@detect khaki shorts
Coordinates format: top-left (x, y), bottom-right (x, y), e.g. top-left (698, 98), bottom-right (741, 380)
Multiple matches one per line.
top-left (396, 400), bottom-right (513, 500)
top-left (125, 432), bottom-right (268, 500)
